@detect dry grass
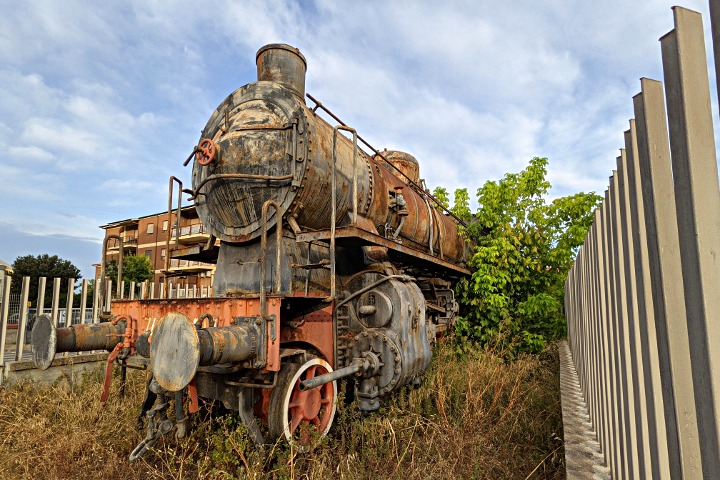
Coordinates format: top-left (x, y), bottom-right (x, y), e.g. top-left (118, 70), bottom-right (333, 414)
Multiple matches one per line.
top-left (0, 340), bottom-right (564, 479)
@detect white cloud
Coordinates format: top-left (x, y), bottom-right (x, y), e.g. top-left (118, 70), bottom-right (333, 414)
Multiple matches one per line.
top-left (7, 145), bottom-right (55, 162)
top-left (0, 0), bottom-right (715, 273)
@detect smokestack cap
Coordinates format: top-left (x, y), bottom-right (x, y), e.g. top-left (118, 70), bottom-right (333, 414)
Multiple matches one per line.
top-left (256, 43), bottom-right (307, 99)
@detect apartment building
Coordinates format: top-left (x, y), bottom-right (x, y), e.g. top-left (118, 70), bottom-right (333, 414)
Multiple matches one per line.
top-left (98, 206), bottom-right (217, 296)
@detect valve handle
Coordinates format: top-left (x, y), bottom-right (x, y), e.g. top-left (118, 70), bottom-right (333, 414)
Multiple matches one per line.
top-left (196, 138), bottom-right (217, 166)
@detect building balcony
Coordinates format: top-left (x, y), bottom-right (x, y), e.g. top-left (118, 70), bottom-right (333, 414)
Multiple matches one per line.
top-left (167, 258), bottom-right (215, 273)
top-left (106, 236), bottom-right (138, 252)
top-left (171, 224), bottom-right (211, 245)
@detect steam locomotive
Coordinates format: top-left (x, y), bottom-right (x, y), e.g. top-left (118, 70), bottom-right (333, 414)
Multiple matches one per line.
top-left (30, 44), bottom-right (470, 459)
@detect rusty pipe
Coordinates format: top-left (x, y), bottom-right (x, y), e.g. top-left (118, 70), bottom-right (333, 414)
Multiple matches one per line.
top-left (197, 325), bottom-right (260, 366)
top-left (150, 312), bottom-right (261, 392)
top-left (55, 321), bottom-right (127, 352)
top-left (299, 359), bottom-right (364, 391)
top-left (191, 173), bottom-right (293, 200)
top-left (31, 314), bottom-right (126, 370)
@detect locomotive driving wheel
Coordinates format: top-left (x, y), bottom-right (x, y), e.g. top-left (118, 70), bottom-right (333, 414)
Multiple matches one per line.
top-left (268, 357), bottom-right (337, 449)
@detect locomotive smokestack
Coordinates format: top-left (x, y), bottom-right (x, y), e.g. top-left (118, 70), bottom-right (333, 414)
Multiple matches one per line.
top-left (256, 43), bottom-right (307, 100)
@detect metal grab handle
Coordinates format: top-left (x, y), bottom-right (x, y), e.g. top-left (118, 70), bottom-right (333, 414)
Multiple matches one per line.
top-left (260, 199), bottom-right (283, 319)
top-left (189, 173), bottom-right (293, 200)
top-left (330, 125), bottom-right (359, 302)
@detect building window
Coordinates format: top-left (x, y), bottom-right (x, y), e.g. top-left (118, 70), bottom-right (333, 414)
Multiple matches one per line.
top-left (161, 248), bottom-right (166, 259)
top-left (145, 250), bottom-right (152, 261)
top-left (147, 223), bottom-right (154, 234)
top-left (162, 220), bottom-right (168, 231)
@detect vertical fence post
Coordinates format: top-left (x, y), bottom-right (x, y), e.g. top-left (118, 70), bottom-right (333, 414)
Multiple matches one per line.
top-left (625, 118), bottom-right (669, 478)
top-left (91, 279), bottom-right (100, 324)
top-left (596, 200), bottom-right (615, 470)
top-left (0, 276), bottom-right (12, 369)
top-left (14, 277), bottom-right (31, 362)
top-left (65, 278), bottom-right (74, 328)
top-left (36, 277), bottom-right (46, 316)
top-left (619, 146), bottom-right (651, 478)
top-left (634, 78), bottom-right (694, 477)
top-left (602, 189), bottom-right (625, 472)
top-left (104, 280), bottom-right (112, 313)
top-left (661, 7), bottom-right (720, 475)
top-left (590, 209), bottom-right (607, 460)
top-left (79, 280), bottom-right (88, 324)
top-left (51, 278), bottom-right (61, 328)
top-left (609, 171), bottom-right (635, 479)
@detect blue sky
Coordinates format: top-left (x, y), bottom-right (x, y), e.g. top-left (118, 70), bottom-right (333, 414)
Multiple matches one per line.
top-left (0, 0), bottom-right (716, 280)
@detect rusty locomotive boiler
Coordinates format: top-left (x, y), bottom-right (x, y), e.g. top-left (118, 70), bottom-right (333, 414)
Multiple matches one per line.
top-left (30, 44), bottom-right (471, 459)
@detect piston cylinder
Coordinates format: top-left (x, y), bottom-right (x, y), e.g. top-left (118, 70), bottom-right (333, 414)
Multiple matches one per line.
top-left (150, 312), bottom-right (260, 392)
top-left (31, 314), bottom-right (126, 370)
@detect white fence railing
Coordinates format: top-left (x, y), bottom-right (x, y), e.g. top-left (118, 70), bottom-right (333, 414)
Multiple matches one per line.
top-left (109, 279), bottom-right (213, 301)
top-left (0, 276), bottom-right (98, 367)
top-left (565, 6), bottom-right (720, 478)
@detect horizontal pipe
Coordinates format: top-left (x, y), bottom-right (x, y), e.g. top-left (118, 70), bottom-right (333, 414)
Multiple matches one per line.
top-left (53, 321), bottom-right (126, 353)
top-left (151, 313), bottom-right (261, 392)
top-left (197, 325), bottom-right (260, 366)
top-left (299, 359), bottom-right (364, 391)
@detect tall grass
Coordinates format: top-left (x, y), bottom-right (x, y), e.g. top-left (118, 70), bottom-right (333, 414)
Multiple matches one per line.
top-left (0, 340), bottom-right (564, 479)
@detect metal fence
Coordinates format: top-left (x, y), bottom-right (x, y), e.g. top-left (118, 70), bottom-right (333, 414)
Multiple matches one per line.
top-left (0, 276), bottom-right (99, 367)
top-left (108, 279), bottom-right (213, 301)
top-left (565, 6), bottom-right (720, 479)
top-left (0, 274), bottom-right (213, 373)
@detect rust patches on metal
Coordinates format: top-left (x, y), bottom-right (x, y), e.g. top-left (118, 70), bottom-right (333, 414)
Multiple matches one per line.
top-left (151, 312), bottom-right (201, 392)
top-left (279, 305), bottom-right (334, 365)
top-left (296, 226), bottom-right (470, 276)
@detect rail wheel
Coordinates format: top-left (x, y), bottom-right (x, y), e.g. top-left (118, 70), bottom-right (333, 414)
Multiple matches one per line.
top-left (268, 357), bottom-right (337, 449)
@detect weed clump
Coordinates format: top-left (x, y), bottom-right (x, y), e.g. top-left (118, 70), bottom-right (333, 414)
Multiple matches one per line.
top-left (0, 340), bottom-right (564, 479)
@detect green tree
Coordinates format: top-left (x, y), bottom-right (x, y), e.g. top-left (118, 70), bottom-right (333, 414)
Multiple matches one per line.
top-left (10, 254), bottom-right (81, 308)
top-left (104, 255), bottom-right (154, 297)
top-left (432, 187), bottom-right (450, 209)
top-left (455, 157), bottom-right (601, 354)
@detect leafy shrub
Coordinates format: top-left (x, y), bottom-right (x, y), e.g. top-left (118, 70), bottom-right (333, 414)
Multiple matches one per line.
top-left (437, 157), bottom-right (601, 354)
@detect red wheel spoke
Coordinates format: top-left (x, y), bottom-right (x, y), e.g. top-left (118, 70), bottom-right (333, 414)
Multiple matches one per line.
top-left (290, 413), bottom-right (303, 433)
top-left (311, 416), bottom-right (320, 425)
